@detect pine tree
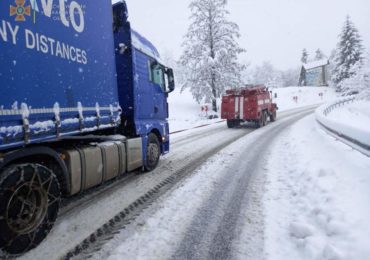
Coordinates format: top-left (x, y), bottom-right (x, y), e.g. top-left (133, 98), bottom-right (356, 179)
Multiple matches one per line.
top-left (301, 49), bottom-right (308, 64)
top-left (332, 16), bottom-right (363, 91)
top-left (179, 0), bottom-right (245, 112)
top-left (315, 49), bottom-right (325, 60)
top-left (251, 62), bottom-right (284, 88)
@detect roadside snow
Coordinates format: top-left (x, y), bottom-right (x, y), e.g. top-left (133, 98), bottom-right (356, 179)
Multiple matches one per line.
top-left (168, 88), bottom-right (221, 133)
top-left (264, 115), bottom-right (370, 260)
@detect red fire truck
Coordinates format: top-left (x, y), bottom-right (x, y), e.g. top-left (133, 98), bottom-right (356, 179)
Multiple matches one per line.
top-left (221, 85), bottom-right (278, 128)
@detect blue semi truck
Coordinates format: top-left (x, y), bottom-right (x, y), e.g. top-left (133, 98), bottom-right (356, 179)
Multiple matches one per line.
top-left (0, 0), bottom-right (174, 253)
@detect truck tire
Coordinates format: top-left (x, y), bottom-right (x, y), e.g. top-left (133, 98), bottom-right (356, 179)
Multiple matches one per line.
top-left (227, 120), bottom-right (234, 128)
top-left (262, 111), bottom-right (268, 126)
top-left (270, 111), bottom-right (277, 122)
top-left (144, 133), bottom-right (161, 172)
top-left (256, 114), bottom-right (263, 128)
top-left (0, 164), bottom-right (60, 254)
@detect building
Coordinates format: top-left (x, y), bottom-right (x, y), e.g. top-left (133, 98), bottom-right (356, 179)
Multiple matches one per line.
top-left (299, 59), bottom-right (330, 86)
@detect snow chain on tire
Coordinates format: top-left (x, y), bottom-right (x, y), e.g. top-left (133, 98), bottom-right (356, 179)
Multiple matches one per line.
top-left (0, 164), bottom-right (61, 254)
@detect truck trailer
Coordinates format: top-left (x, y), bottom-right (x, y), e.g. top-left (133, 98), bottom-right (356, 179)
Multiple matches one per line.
top-left (221, 85), bottom-right (277, 128)
top-left (0, 0), bottom-right (174, 253)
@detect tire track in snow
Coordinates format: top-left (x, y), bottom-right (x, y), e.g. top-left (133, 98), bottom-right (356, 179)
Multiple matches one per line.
top-left (19, 124), bottom-right (251, 260)
top-left (63, 129), bottom-right (253, 259)
top-left (172, 111), bottom-right (314, 260)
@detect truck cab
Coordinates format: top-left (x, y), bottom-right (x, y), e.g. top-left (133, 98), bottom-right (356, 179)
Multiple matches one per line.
top-left (113, 2), bottom-right (175, 169)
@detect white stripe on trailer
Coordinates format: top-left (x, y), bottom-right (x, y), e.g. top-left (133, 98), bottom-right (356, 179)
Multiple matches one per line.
top-left (235, 97), bottom-right (239, 115)
top-left (239, 96), bottom-right (244, 119)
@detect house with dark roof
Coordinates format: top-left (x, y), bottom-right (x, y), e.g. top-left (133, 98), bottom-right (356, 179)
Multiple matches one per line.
top-left (299, 59), bottom-right (330, 86)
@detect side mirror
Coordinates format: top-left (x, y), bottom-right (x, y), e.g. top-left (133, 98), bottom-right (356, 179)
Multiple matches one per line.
top-left (166, 68), bottom-right (175, 93)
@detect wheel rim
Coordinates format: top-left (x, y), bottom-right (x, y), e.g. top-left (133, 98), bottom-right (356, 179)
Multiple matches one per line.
top-left (5, 172), bottom-right (48, 234)
top-left (147, 142), bottom-right (160, 167)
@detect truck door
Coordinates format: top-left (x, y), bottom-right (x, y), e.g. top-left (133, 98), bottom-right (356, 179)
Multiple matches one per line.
top-left (150, 63), bottom-right (167, 119)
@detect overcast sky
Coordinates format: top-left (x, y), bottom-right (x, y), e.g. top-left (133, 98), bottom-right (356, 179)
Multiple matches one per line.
top-left (119, 0), bottom-right (370, 70)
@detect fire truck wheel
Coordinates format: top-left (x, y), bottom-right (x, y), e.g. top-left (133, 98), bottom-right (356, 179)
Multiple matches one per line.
top-left (227, 120), bottom-right (235, 128)
top-left (256, 114), bottom-right (263, 128)
top-left (0, 164), bottom-right (60, 254)
top-left (270, 111), bottom-right (277, 122)
top-left (262, 111), bottom-right (267, 126)
top-left (144, 133), bottom-right (161, 172)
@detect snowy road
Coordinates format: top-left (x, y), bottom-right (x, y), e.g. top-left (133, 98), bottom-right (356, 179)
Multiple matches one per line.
top-left (14, 107), bottom-right (315, 260)
top-left (172, 114), bottom-right (310, 260)
top-left (88, 109), bottom-right (315, 260)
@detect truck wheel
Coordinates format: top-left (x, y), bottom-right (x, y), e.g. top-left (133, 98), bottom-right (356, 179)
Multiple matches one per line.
top-left (0, 164), bottom-right (60, 254)
top-left (256, 114), bottom-right (263, 128)
top-left (144, 133), bottom-right (161, 172)
top-left (262, 111), bottom-right (267, 126)
top-left (227, 120), bottom-right (234, 128)
top-left (270, 111), bottom-right (277, 122)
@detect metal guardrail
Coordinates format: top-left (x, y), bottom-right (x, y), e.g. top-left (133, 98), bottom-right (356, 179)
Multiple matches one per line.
top-left (317, 97), bottom-right (370, 157)
top-left (322, 97), bottom-right (356, 116)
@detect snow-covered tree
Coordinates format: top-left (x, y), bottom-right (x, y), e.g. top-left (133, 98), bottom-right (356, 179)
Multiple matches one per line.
top-left (251, 61), bottom-right (284, 88)
top-left (315, 49), bottom-right (325, 60)
top-left (179, 0), bottom-right (245, 112)
top-left (240, 60), bottom-right (252, 83)
top-left (301, 49), bottom-right (309, 64)
top-left (338, 52), bottom-right (370, 99)
top-left (249, 62), bottom-right (299, 88)
top-left (281, 68), bottom-right (300, 87)
top-left (252, 61), bottom-right (274, 84)
top-left (332, 16), bottom-right (363, 91)
top-left (266, 74), bottom-right (283, 89)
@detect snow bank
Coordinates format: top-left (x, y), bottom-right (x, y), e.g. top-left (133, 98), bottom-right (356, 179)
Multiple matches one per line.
top-left (264, 115), bottom-right (370, 260)
top-left (168, 88), bottom-right (221, 133)
top-left (316, 98), bottom-right (370, 151)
